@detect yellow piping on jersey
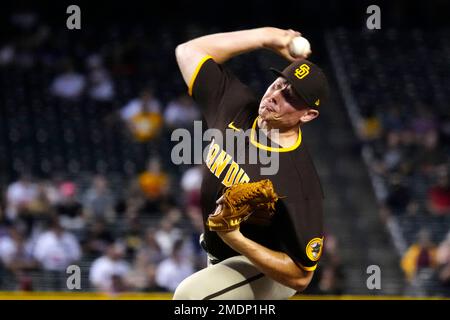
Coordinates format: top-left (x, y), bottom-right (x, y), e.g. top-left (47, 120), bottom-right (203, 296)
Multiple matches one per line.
top-left (188, 55), bottom-right (213, 96)
top-left (250, 117), bottom-right (302, 152)
top-left (299, 263), bottom-right (318, 272)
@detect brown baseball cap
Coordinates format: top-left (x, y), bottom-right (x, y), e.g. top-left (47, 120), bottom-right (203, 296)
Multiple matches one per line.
top-left (270, 59), bottom-right (329, 108)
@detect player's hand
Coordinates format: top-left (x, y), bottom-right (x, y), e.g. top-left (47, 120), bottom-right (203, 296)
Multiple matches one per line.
top-left (217, 228), bottom-right (243, 242)
top-left (209, 196), bottom-right (241, 233)
top-left (214, 196), bottom-right (243, 233)
top-left (261, 27), bottom-right (304, 61)
top-left (215, 195), bottom-right (241, 239)
top-left (207, 179), bottom-right (278, 232)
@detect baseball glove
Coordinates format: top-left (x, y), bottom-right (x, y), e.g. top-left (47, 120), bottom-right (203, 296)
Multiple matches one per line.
top-left (206, 179), bottom-right (280, 232)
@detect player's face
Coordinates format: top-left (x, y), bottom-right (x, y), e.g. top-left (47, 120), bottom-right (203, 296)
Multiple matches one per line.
top-left (259, 78), bottom-right (318, 128)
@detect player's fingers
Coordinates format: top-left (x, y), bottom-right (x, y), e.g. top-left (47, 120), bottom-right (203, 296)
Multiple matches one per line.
top-left (288, 29), bottom-right (302, 37)
top-left (279, 48), bottom-right (298, 62)
top-left (216, 195), bottom-right (225, 204)
top-left (212, 204), bottom-right (223, 216)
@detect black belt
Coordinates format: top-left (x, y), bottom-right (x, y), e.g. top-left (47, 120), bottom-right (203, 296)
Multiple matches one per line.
top-left (199, 233), bottom-right (221, 265)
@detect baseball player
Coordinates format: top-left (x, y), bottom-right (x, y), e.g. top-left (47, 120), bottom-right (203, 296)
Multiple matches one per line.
top-left (173, 27), bottom-right (328, 299)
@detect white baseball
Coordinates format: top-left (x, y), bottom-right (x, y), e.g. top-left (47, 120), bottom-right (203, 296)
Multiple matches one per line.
top-left (288, 36), bottom-right (311, 58)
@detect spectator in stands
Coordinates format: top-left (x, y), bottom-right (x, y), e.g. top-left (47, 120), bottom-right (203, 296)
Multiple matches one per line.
top-left (381, 105), bottom-right (404, 132)
top-left (0, 206), bottom-right (6, 236)
top-left (155, 239), bottom-right (194, 292)
top-left (180, 165), bottom-right (202, 212)
top-left (0, 44), bottom-right (15, 66)
top-left (401, 229), bottom-right (438, 295)
top-left (138, 228), bottom-right (164, 265)
top-left (182, 171), bottom-right (202, 225)
top-left (384, 174), bottom-right (412, 217)
top-left (360, 113), bottom-right (383, 145)
top-left (89, 242), bottom-right (130, 293)
top-left (121, 216), bottom-right (144, 258)
top-left (86, 54), bottom-right (115, 103)
top-left (370, 130), bottom-right (405, 178)
top-left (436, 231), bottom-right (450, 294)
top-left (397, 127), bottom-right (418, 176)
top-left (137, 157), bottom-right (171, 210)
top-left (416, 129), bottom-right (447, 175)
top-left (82, 218), bottom-right (114, 259)
top-left (410, 104), bottom-right (438, 137)
top-left (427, 168), bottom-right (450, 216)
top-left (28, 181), bottom-right (53, 214)
top-left (125, 249), bottom-right (163, 292)
top-left (155, 218), bottom-right (182, 257)
top-left (121, 162), bottom-right (177, 226)
top-left (16, 180), bottom-right (54, 237)
top-left (0, 225), bottom-right (38, 290)
top-left (82, 175), bottom-right (115, 223)
top-left (119, 88), bottom-right (163, 142)
top-left (55, 181), bottom-right (86, 234)
top-left (180, 165), bottom-right (205, 267)
top-left (440, 115), bottom-right (450, 147)
top-left (122, 186), bottom-right (146, 220)
top-left (382, 130), bottom-right (403, 174)
top-left (316, 234), bottom-right (344, 295)
top-left (32, 217), bottom-right (81, 290)
top-left (40, 178), bottom-right (63, 207)
top-left (316, 265), bottom-right (343, 295)
top-left (163, 94), bottom-right (200, 129)
top-left (5, 173), bottom-right (38, 222)
top-left (49, 61), bottom-right (86, 100)
top-left (115, 174), bottom-right (139, 208)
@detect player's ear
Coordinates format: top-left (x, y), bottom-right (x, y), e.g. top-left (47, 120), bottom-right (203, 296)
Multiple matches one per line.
top-left (299, 108), bottom-right (319, 123)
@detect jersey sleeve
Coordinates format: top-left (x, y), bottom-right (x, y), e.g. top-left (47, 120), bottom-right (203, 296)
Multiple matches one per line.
top-left (274, 149), bottom-right (325, 271)
top-left (275, 198), bottom-right (324, 272)
top-left (188, 56), bottom-right (255, 127)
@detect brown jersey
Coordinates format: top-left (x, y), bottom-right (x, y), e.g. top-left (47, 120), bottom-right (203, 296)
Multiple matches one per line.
top-left (190, 56), bottom-right (324, 271)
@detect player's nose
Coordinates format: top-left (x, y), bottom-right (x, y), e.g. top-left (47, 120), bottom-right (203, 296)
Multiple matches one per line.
top-left (269, 90), bottom-right (283, 105)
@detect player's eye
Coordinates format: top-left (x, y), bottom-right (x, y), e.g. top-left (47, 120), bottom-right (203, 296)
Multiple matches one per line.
top-left (284, 90), bottom-right (293, 100)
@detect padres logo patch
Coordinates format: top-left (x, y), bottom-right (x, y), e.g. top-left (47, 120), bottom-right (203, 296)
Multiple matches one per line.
top-left (306, 237), bottom-right (323, 261)
top-left (294, 64), bottom-right (310, 79)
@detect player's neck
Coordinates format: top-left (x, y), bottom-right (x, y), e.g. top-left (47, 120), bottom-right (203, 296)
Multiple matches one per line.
top-left (257, 118), bottom-right (300, 148)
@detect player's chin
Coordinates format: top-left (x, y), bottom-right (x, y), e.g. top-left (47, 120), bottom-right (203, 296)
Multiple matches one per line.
top-left (260, 113), bottom-right (281, 124)
top-left (259, 109), bottom-right (275, 121)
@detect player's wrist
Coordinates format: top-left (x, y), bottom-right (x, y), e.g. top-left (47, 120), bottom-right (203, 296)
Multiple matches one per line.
top-left (217, 229), bottom-right (243, 243)
top-left (259, 27), bottom-right (279, 49)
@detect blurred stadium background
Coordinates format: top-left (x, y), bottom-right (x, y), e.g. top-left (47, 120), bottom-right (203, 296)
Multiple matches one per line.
top-left (0, 0), bottom-right (449, 298)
